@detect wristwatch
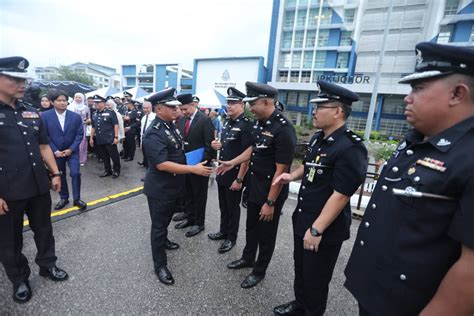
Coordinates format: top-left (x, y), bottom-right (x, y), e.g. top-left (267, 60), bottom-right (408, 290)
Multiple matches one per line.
top-left (51, 172), bottom-right (62, 178)
top-left (310, 226), bottom-right (323, 237)
top-left (265, 199), bottom-right (275, 207)
top-left (235, 177), bottom-right (243, 184)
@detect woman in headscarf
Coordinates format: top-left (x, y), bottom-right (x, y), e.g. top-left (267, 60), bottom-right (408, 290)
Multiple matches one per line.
top-left (68, 93), bottom-right (90, 166)
top-left (105, 99), bottom-right (125, 153)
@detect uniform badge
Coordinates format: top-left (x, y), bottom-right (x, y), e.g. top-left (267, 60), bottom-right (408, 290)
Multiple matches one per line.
top-left (18, 59), bottom-right (26, 70)
top-left (261, 131), bottom-right (274, 137)
top-left (165, 130), bottom-right (171, 135)
top-left (407, 167), bottom-right (416, 175)
top-left (231, 127), bottom-right (241, 131)
top-left (436, 138), bottom-right (451, 146)
top-left (316, 169), bottom-right (323, 175)
top-left (327, 137), bottom-right (334, 142)
top-left (101, 113), bottom-right (110, 117)
top-left (416, 157), bottom-right (446, 172)
top-left (397, 141), bottom-right (407, 151)
top-left (21, 111), bottom-right (39, 119)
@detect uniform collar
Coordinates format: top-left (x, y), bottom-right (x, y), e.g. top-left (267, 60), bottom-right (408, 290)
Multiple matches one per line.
top-left (317, 124), bottom-right (347, 145)
top-left (259, 109), bottom-right (281, 125)
top-left (406, 116), bottom-right (474, 152)
top-left (229, 113), bottom-right (244, 124)
top-left (0, 99), bottom-right (26, 110)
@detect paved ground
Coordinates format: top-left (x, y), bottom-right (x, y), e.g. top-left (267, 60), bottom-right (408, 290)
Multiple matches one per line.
top-left (0, 153), bottom-right (360, 315)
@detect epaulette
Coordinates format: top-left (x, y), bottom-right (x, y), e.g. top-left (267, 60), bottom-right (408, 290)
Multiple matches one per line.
top-left (275, 113), bottom-right (288, 126)
top-left (344, 129), bottom-right (363, 143)
top-left (243, 116), bottom-right (250, 122)
top-left (153, 122), bottom-right (162, 130)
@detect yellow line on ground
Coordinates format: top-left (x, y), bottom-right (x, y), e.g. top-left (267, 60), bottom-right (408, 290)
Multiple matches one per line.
top-left (23, 186), bottom-right (144, 227)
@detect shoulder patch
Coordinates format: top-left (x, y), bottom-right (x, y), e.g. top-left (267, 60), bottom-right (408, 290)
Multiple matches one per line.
top-left (344, 129), bottom-right (363, 143)
top-left (153, 122), bottom-right (162, 130)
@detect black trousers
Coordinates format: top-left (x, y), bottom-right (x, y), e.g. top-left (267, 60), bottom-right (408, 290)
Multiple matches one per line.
top-left (96, 143), bottom-right (120, 173)
top-left (141, 145), bottom-right (149, 168)
top-left (124, 129), bottom-right (136, 159)
top-left (217, 184), bottom-right (242, 242)
top-left (184, 174), bottom-right (209, 227)
top-left (147, 196), bottom-right (176, 271)
top-left (293, 228), bottom-right (342, 316)
top-left (0, 193), bottom-right (57, 286)
top-left (242, 200), bottom-right (283, 276)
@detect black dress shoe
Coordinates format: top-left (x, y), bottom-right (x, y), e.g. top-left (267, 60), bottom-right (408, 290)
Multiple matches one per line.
top-left (39, 266), bottom-right (69, 281)
top-left (185, 225), bottom-right (204, 237)
top-left (156, 266), bottom-right (174, 285)
top-left (112, 172), bottom-right (120, 179)
top-left (241, 273), bottom-right (264, 289)
top-left (273, 301), bottom-right (305, 316)
top-left (164, 240), bottom-right (180, 250)
top-left (218, 240), bottom-right (235, 253)
top-left (175, 219), bottom-right (193, 229)
top-left (54, 199), bottom-right (69, 210)
top-left (73, 200), bottom-right (87, 211)
top-left (100, 171), bottom-right (112, 178)
top-left (12, 281), bottom-right (32, 304)
top-left (137, 161), bottom-right (144, 166)
top-left (172, 212), bottom-right (188, 222)
top-left (208, 232), bottom-right (227, 240)
top-left (227, 258), bottom-right (254, 269)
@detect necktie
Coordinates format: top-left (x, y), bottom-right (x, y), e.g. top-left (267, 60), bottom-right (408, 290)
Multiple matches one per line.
top-left (143, 114), bottom-right (149, 135)
top-left (184, 117), bottom-right (191, 137)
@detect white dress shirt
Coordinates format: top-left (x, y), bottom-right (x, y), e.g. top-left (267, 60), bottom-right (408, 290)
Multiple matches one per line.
top-left (55, 110), bottom-right (66, 131)
top-left (140, 112), bottom-right (156, 138)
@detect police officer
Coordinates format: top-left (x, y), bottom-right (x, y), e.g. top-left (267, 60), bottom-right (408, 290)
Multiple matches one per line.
top-left (345, 42), bottom-right (474, 315)
top-left (208, 87), bottom-right (253, 253)
top-left (89, 94), bottom-right (121, 178)
top-left (122, 100), bottom-right (140, 161)
top-left (143, 87), bottom-right (212, 285)
top-left (217, 82), bottom-right (297, 289)
top-left (0, 57), bottom-right (69, 304)
top-left (272, 81), bottom-right (368, 315)
top-left (134, 100), bottom-right (144, 146)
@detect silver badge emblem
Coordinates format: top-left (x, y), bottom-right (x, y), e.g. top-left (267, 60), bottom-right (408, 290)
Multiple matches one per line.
top-left (436, 138), bottom-right (451, 146)
top-left (397, 141), bottom-right (407, 150)
top-left (18, 60), bottom-right (26, 70)
top-left (415, 49), bottom-right (423, 67)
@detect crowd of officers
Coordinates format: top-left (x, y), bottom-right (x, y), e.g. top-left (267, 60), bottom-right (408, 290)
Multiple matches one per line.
top-left (1, 39), bottom-right (474, 315)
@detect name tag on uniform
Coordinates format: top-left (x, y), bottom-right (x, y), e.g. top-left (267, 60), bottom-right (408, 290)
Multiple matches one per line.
top-left (101, 113), bottom-right (110, 117)
top-left (231, 127), bottom-right (241, 131)
top-left (22, 111), bottom-right (39, 119)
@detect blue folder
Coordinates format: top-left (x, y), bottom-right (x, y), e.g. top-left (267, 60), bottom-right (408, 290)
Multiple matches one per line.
top-left (185, 147), bottom-right (205, 165)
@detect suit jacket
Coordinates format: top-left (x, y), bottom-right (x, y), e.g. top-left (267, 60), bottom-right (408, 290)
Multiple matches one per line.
top-left (177, 109), bottom-right (214, 162)
top-left (41, 109), bottom-right (84, 155)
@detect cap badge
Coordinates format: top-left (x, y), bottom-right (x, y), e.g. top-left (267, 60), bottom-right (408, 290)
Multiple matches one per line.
top-left (436, 138), bottom-right (451, 146)
top-left (415, 49), bottom-right (423, 66)
top-left (18, 60), bottom-right (26, 70)
top-left (397, 141), bottom-right (407, 151)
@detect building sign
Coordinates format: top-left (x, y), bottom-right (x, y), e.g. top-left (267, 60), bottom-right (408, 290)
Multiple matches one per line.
top-left (315, 74), bottom-right (371, 84)
top-left (214, 69), bottom-right (237, 89)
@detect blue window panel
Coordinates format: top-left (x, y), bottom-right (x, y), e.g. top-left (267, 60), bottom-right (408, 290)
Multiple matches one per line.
top-left (328, 29), bottom-right (341, 46)
top-left (325, 51), bottom-right (337, 68)
top-left (331, 9), bottom-right (342, 24)
top-left (122, 66), bottom-right (136, 76)
top-left (126, 77), bottom-right (136, 86)
top-left (452, 21), bottom-right (473, 42)
top-left (459, 2), bottom-right (474, 14)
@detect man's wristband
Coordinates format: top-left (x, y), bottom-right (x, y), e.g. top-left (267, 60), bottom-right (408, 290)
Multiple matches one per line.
top-left (51, 172), bottom-right (62, 178)
top-left (114, 136), bottom-right (118, 139)
top-left (235, 177), bottom-right (243, 184)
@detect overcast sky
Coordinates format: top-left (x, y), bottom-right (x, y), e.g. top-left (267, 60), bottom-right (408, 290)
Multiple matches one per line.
top-left (1, 0), bottom-right (273, 73)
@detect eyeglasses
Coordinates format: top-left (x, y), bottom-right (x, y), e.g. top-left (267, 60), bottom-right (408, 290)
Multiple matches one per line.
top-left (314, 105), bottom-right (340, 111)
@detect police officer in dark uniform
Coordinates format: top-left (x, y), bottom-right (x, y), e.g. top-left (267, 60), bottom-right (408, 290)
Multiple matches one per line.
top-left (345, 42), bottom-right (474, 315)
top-left (134, 100), bottom-right (144, 146)
top-left (143, 87), bottom-right (212, 285)
top-left (272, 81), bottom-right (368, 316)
top-left (0, 57), bottom-right (69, 304)
top-left (208, 87), bottom-right (253, 253)
top-left (217, 82), bottom-right (297, 289)
top-left (122, 100), bottom-right (140, 161)
top-left (89, 94), bottom-right (121, 178)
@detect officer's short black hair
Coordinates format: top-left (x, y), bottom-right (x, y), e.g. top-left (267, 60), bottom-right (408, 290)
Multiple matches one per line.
top-left (47, 89), bottom-right (68, 102)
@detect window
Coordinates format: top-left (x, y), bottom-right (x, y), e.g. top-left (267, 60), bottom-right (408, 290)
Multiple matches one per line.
top-left (444, 0), bottom-right (459, 16)
top-left (282, 32), bottom-right (292, 49)
top-left (284, 10), bottom-right (295, 27)
top-left (309, 8), bottom-right (332, 26)
top-left (319, 8), bottom-right (332, 25)
top-left (292, 52), bottom-right (302, 68)
top-left (287, 92), bottom-right (298, 105)
top-left (294, 31), bottom-right (304, 48)
top-left (301, 71), bottom-right (311, 83)
top-left (471, 24), bottom-right (474, 42)
top-left (290, 71), bottom-right (300, 82)
top-left (437, 25), bottom-right (453, 44)
top-left (336, 53), bottom-right (350, 68)
top-left (340, 31), bottom-right (352, 46)
top-left (314, 51), bottom-right (326, 68)
top-left (299, 0), bottom-right (309, 6)
top-left (344, 9), bottom-right (355, 23)
top-left (286, 0), bottom-right (297, 7)
top-left (279, 53), bottom-right (291, 67)
top-left (279, 71), bottom-right (289, 82)
top-left (317, 29), bottom-right (329, 46)
top-left (298, 93), bottom-right (309, 106)
top-left (303, 51), bottom-right (313, 68)
top-left (296, 9), bottom-right (307, 27)
top-left (306, 30), bottom-right (316, 47)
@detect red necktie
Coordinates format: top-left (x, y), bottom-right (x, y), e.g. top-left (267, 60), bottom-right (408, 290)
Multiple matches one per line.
top-left (184, 117), bottom-right (191, 137)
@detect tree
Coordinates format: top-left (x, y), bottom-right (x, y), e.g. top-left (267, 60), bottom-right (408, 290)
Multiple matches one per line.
top-left (50, 66), bottom-right (94, 86)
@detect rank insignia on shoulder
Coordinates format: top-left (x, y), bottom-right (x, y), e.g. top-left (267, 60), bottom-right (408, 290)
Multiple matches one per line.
top-left (397, 141), bottom-right (407, 150)
top-left (416, 157), bottom-right (446, 172)
top-left (21, 111), bottom-right (39, 119)
top-left (153, 122), bottom-right (161, 129)
top-left (165, 130), bottom-right (171, 135)
top-left (344, 130), bottom-right (362, 143)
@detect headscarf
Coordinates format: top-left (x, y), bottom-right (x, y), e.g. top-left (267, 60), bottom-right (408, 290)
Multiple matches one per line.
top-left (68, 93), bottom-right (87, 112)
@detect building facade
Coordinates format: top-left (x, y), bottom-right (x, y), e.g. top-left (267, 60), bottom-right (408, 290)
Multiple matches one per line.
top-left (121, 64), bottom-right (193, 94)
top-left (267, 0), bottom-right (474, 137)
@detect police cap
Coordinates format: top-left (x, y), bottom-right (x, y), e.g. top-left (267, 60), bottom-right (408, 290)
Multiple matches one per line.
top-left (227, 87), bottom-right (246, 102)
top-left (192, 95), bottom-right (200, 103)
top-left (310, 80), bottom-right (359, 106)
top-left (177, 93), bottom-right (194, 105)
top-left (148, 87), bottom-right (181, 106)
top-left (123, 91), bottom-right (133, 97)
top-left (242, 82), bottom-right (278, 102)
top-left (399, 42), bottom-right (474, 84)
top-left (92, 95), bottom-right (107, 103)
top-left (0, 56), bottom-right (32, 79)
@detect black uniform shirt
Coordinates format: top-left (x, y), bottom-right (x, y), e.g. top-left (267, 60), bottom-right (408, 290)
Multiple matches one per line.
top-left (124, 108), bottom-right (139, 129)
top-left (216, 113), bottom-right (253, 187)
top-left (91, 108), bottom-right (118, 145)
top-left (248, 110), bottom-right (297, 205)
top-left (143, 117), bottom-right (186, 199)
top-left (0, 100), bottom-right (50, 201)
top-left (294, 125), bottom-right (367, 245)
top-left (345, 116), bottom-right (474, 315)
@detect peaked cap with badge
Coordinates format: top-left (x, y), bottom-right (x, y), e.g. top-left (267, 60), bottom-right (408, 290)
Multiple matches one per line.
top-left (123, 91), bottom-right (133, 98)
top-left (91, 94), bottom-right (107, 103)
top-left (192, 95), bottom-right (200, 103)
top-left (0, 56), bottom-right (32, 79)
top-left (310, 80), bottom-right (359, 106)
top-left (226, 87), bottom-right (246, 101)
top-left (242, 82), bottom-right (278, 102)
top-left (148, 88), bottom-right (181, 107)
top-left (399, 42), bottom-right (474, 84)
